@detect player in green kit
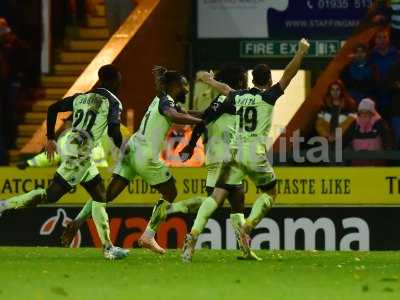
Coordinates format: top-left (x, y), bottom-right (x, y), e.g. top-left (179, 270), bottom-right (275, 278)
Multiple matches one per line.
top-left (182, 38), bottom-right (310, 262)
top-left (179, 64), bottom-right (260, 260)
top-left (0, 65), bottom-right (129, 260)
top-left (60, 67), bottom-right (204, 253)
top-left (16, 116), bottom-right (109, 169)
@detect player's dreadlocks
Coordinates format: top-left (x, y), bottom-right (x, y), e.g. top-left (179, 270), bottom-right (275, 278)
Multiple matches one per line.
top-left (153, 65), bottom-right (184, 95)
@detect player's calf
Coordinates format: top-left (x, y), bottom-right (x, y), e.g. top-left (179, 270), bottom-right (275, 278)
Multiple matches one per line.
top-left (61, 220), bottom-right (80, 247)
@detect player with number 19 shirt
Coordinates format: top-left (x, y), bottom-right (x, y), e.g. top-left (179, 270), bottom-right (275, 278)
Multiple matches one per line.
top-left (223, 83), bottom-right (284, 187)
top-left (182, 38), bottom-right (310, 262)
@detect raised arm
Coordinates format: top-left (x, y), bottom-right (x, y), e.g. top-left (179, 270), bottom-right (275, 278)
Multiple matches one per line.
top-left (279, 38), bottom-right (309, 91)
top-left (198, 71), bottom-right (234, 96)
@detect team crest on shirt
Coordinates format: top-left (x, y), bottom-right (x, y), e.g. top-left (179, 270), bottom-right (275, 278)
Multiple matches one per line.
top-left (211, 102), bottom-right (220, 112)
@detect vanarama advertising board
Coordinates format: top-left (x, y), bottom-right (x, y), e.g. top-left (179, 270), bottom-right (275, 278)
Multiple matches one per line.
top-left (0, 167), bottom-right (399, 205)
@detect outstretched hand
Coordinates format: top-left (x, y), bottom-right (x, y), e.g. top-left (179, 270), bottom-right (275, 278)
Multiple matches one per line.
top-left (45, 139), bottom-right (57, 161)
top-left (298, 38), bottom-right (310, 55)
top-left (198, 70), bottom-right (214, 83)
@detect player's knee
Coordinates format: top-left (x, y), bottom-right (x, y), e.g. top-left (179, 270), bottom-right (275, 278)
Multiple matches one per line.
top-left (267, 187), bottom-right (277, 203)
top-left (95, 192), bottom-right (107, 203)
top-left (165, 187), bottom-right (177, 202)
top-left (106, 189), bottom-right (116, 203)
top-left (45, 189), bottom-right (61, 204)
top-left (259, 180), bottom-right (277, 203)
top-left (206, 186), bottom-right (214, 197)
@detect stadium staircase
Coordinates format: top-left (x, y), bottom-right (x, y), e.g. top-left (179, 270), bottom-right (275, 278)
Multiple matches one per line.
top-left (19, 0), bottom-right (164, 158)
top-left (9, 2), bottom-right (110, 163)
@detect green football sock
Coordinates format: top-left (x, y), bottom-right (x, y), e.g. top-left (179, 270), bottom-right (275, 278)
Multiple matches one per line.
top-left (91, 201), bottom-right (112, 248)
top-left (246, 193), bottom-right (272, 230)
top-left (6, 189), bottom-right (47, 209)
top-left (146, 199), bottom-right (169, 234)
top-left (166, 196), bottom-right (206, 215)
top-left (75, 200), bottom-right (93, 226)
top-left (191, 197), bottom-right (218, 236)
top-left (230, 213), bottom-right (245, 232)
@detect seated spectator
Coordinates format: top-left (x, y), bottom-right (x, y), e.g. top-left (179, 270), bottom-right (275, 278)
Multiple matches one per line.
top-left (369, 29), bottom-right (399, 117)
top-left (347, 98), bottom-right (393, 166)
top-left (315, 80), bottom-right (357, 146)
top-left (387, 61), bottom-right (400, 148)
top-left (341, 43), bottom-right (377, 103)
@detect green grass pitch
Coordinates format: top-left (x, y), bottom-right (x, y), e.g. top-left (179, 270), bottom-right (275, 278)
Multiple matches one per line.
top-left (0, 248), bottom-right (399, 300)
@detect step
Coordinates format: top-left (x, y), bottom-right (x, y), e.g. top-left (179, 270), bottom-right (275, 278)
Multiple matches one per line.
top-left (96, 4), bottom-right (106, 17)
top-left (87, 16), bottom-right (107, 28)
top-left (54, 64), bottom-right (86, 76)
top-left (45, 88), bottom-right (67, 100)
top-left (18, 124), bottom-right (41, 137)
top-left (8, 150), bottom-right (20, 164)
top-left (16, 137), bottom-right (31, 149)
top-left (78, 28), bottom-right (109, 39)
top-left (23, 112), bottom-right (47, 124)
top-left (32, 100), bottom-right (56, 112)
top-left (68, 40), bottom-right (105, 51)
top-left (59, 51), bottom-right (97, 64)
top-left (42, 75), bottom-right (77, 88)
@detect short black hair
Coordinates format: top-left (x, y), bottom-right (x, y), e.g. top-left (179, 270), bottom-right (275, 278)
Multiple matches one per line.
top-left (161, 70), bottom-right (184, 86)
top-left (98, 64), bottom-right (120, 82)
top-left (215, 64), bottom-right (246, 90)
top-left (252, 64), bottom-right (271, 86)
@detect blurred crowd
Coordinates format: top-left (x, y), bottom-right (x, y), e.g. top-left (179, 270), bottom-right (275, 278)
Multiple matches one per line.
top-left (314, 28), bottom-right (400, 166)
top-left (0, 17), bottom-right (32, 165)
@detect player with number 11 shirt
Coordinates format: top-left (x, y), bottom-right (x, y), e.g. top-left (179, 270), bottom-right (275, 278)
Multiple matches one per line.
top-left (62, 67), bottom-right (205, 254)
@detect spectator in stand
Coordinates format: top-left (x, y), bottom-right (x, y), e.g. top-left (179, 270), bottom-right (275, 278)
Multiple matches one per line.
top-left (315, 80), bottom-right (357, 147)
top-left (369, 29), bottom-right (399, 117)
top-left (0, 17), bottom-right (29, 147)
top-left (387, 61), bottom-right (400, 147)
top-left (105, 0), bottom-right (137, 33)
top-left (341, 44), bottom-right (377, 104)
top-left (373, 0), bottom-right (400, 48)
top-left (347, 98), bottom-right (393, 166)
